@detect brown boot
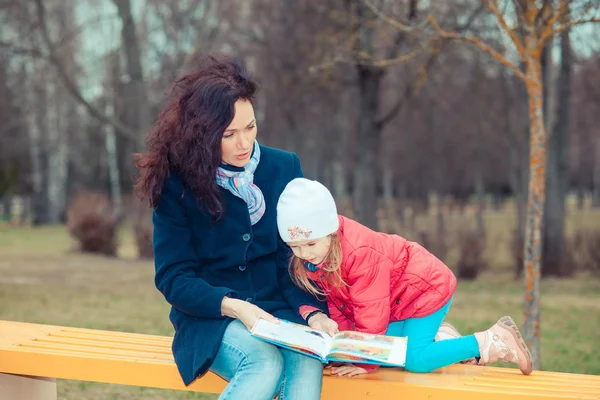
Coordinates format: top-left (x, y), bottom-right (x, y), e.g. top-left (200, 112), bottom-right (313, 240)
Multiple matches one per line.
top-left (474, 316), bottom-right (533, 375)
top-left (435, 322), bottom-right (479, 365)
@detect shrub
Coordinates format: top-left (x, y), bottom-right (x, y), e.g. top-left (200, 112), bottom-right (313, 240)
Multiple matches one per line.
top-left (570, 230), bottom-right (600, 277)
top-left (418, 230), bottom-right (448, 264)
top-left (66, 191), bottom-right (119, 256)
top-left (129, 196), bottom-right (154, 260)
top-left (455, 229), bottom-right (487, 280)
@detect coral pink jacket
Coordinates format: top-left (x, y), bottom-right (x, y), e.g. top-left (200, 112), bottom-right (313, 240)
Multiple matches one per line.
top-left (307, 216), bottom-right (456, 336)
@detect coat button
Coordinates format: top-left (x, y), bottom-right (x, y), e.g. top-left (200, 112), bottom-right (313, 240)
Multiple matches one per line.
top-left (245, 297), bottom-right (254, 303)
top-left (340, 304), bottom-right (345, 310)
top-left (242, 233), bottom-right (251, 242)
top-left (395, 299), bottom-right (400, 304)
top-left (238, 265), bottom-right (247, 271)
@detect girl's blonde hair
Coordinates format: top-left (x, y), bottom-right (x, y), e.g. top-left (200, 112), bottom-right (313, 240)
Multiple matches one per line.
top-left (289, 233), bottom-right (346, 297)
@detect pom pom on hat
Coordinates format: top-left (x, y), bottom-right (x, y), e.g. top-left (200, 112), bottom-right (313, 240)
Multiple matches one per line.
top-left (277, 178), bottom-right (339, 243)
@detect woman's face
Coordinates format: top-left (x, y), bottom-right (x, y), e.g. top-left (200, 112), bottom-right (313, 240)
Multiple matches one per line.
top-left (221, 99), bottom-right (257, 167)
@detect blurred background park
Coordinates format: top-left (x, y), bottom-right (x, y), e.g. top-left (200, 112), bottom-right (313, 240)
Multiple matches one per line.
top-left (1, 0), bottom-right (599, 399)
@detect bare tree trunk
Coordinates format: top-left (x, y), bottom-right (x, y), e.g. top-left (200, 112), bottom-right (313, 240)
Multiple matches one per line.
top-left (522, 49), bottom-right (545, 371)
top-left (113, 0), bottom-right (150, 189)
top-left (46, 81), bottom-right (70, 224)
top-left (507, 70), bottom-right (530, 279)
top-left (543, 24), bottom-right (572, 277)
top-left (474, 167), bottom-right (486, 238)
top-left (432, 110), bottom-right (447, 260)
top-left (382, 166), bottom-right (399, 233)
top-left (395, 182), bottom-right (407, 228)
top-left (105, 102), bottom-right (122, 217)
top-left (576, 187), bottom-right (584, 209)
top-left (26, 66), bottom-right (48, 226)
top-left (511, 142), bottom-right (528, 279)
top-left (332, 162), bottom-right (347, 200)
top-left (1, 196), bottom-right (12, 222)
top-left (541, 43), bottom-right (555, 136)
top-left (331, 92), bottom-right (351, 214)
top-left (383, 167), bottom-right (394, 203)
top-left (353, 65), bottom-right (383, 229)
top-left (301, 134), bottom-right (321, 179)
top-left (594, 137), bottom-right (600, 207)
top-left (349, 0), bottom-right (419, 229)
top-left (572, 124), bottom-right (585, 210)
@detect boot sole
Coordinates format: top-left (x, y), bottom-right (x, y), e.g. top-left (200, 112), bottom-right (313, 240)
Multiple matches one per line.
top-left (498, 316), bottom-right (534, 375)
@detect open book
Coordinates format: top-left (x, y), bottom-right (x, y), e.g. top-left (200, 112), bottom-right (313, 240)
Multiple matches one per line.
top-left (251, 319), bottom-right (407, 366)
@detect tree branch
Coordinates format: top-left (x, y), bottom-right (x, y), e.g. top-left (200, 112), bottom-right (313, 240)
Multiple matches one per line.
top-left (428, 15), bottom-right (526, 81)
top-left (33, 0), bottom-right (140, 142)
top-left (537, 1), bottom-right (570, 49)
top-left (0, 41), bottom-right (42, 57)
top-left (385, 0), bottom-right (420, 61)
top-left (534, 0), bottom-right (554, 28)
top-left (376, 3), bottom-right (486, 127)
top-left (486, 0), bottom-right (526, 56)
top-left (362, 44), bottom-right (427, 67)
top-left (375, 53), bottom-right (432, 128)
top-left (362, 0), bottom-right (427, 32)
top-left (554, 17), bottom-right (600, 32)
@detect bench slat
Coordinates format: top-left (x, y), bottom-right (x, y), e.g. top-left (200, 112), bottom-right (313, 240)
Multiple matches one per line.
top-left (48, 331), bottom-right (172, 345)
top-left (19, 341), bottom-right (173, 360)
top-left (35, 336), bottom-right (172, 353)
top-left (57, 328), bottom-right (173, 341)
top-left (1, 320), bottom-right (598, 399)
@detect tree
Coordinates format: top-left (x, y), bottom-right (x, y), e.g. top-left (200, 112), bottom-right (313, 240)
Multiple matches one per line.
top-left (429, 0), bottom-right (600, 369)
top-left (323, 0), bottom-right (482, 229)
top-left (543, 10), bottom-right (573, 277)
top-left (341, 0), bottom-right (421, 229)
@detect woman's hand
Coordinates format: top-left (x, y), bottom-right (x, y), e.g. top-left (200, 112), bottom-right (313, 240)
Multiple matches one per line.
top-left (221, 297), bottom-right (279, 330)
top-left (330, 364), bottom-right (368, 377)
top-left (307, 312), bottom-right (338, 336)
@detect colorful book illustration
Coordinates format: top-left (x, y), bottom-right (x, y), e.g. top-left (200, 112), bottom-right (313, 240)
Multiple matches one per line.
top-left (251, 319), bottom-right (407, 366)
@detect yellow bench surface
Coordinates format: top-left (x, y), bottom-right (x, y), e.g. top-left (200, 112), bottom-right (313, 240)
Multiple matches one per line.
top-left (0, 320), bottom-right (598, 399)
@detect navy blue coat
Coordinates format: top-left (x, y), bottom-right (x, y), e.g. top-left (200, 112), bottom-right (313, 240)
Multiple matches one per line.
top-left (152, 145), bottom-right (327, 385)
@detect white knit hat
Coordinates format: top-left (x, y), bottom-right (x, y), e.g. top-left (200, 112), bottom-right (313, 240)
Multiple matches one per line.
top-left (277, 178), bottom-right (339, 243)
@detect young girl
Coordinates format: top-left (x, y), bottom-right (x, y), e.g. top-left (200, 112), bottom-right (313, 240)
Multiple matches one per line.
top-left (277, 178), bottom-right (533, 377)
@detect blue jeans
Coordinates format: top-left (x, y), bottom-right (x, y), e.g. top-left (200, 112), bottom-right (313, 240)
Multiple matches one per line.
top-left (386, 297), bottom-right (480, 373)
top-left (210, 319), bottom-right (323, 400)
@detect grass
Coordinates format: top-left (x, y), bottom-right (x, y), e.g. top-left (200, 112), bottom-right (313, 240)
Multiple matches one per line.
top-left (0, 224), bottom-right (215, 400)
top-left (0, 206), bottom-right (599, 399)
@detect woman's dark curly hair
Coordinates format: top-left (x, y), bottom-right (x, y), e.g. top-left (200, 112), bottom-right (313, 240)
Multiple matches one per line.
top-left (134, 53), bottom-right (258, 216)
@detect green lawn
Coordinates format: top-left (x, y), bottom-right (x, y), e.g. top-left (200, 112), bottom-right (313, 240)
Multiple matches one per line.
top-left (0, 215), bottom-right (598, 399)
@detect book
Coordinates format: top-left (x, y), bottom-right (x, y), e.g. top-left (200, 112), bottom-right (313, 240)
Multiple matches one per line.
top-left (250, 318), bottom-right (407, 367)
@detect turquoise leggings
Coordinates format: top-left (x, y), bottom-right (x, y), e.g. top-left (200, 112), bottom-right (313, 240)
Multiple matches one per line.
top-left (386, 297), bottom-right (480, 373)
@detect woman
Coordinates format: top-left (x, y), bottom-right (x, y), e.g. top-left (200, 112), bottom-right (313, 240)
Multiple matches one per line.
top-left (134, 54), bottom-right (337, 400)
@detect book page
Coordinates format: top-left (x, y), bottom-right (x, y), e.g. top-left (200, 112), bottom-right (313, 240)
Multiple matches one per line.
top-left (327, 331), bottom-right (407, 367)
top-left (251, 319), bottom-right (333, 360)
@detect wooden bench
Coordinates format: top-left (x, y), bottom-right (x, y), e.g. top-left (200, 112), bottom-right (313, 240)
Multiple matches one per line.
top-left (1, 320), bottom-right (598, 400)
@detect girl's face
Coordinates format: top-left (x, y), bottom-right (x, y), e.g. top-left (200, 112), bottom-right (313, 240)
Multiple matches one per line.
top-left (288, 236), bottom-right (332, 265)
top-left (221, 99), bottom-right (257, 167)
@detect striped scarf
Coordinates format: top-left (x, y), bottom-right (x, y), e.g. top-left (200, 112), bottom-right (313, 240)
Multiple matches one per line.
top-left (216, 141), bottom-right (265, 225)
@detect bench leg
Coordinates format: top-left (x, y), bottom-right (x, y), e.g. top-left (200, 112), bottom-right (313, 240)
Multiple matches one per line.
top-left (0, 373), bottom-right (57, 400)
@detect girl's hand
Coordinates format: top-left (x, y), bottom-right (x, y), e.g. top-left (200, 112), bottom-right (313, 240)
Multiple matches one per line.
top-left (221, 297), bottom-right (279, 330)
top-left (330, 364), bottom-right (368, 377)
top-left (308, 312), bottom-right (338, 336)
